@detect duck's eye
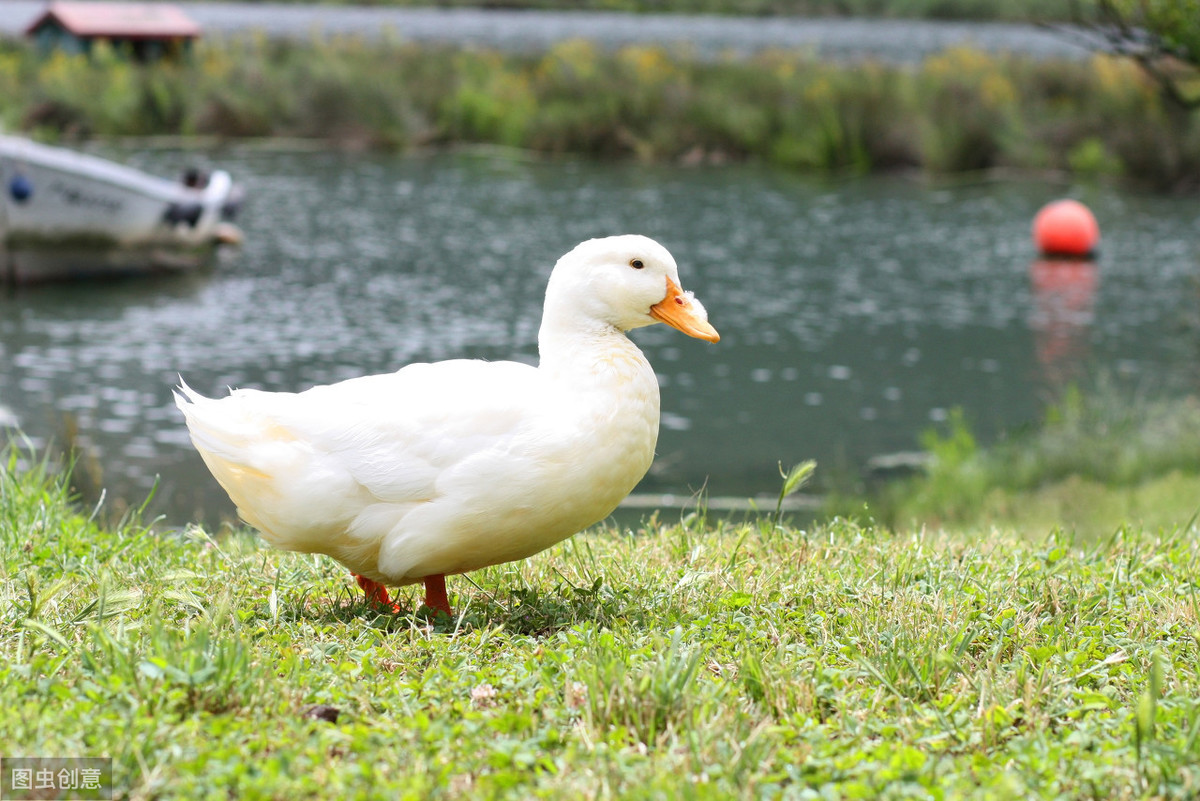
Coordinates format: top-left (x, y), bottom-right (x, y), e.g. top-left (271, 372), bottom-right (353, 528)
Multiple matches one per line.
top-left (630, 259), bottom-right (645, 270)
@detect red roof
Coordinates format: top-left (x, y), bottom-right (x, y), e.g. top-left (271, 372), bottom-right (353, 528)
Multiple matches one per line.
top-left (24, 2), bottom-right (201, 39)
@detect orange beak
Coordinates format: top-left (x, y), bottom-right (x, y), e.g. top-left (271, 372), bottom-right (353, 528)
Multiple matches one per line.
top-left (649, 278), bottom-right (720, 343)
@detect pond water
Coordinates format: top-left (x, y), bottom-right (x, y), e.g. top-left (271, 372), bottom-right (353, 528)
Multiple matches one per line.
top-left (2, 148), bottom-right (1197, 524)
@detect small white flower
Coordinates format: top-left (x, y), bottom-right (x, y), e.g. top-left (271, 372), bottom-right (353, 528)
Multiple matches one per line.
top-left (470, 682), bottom-right (498, 708)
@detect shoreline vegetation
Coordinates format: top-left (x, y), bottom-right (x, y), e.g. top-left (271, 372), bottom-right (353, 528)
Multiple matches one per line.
top-left (852, 388), bottom-right (1200, 538)
top-left (182, 0), bottom-right (1081, 21)
top-left (3, 440), bottom-right (1200, 797)
top-left (2, 36), bottom-right (1199, 191)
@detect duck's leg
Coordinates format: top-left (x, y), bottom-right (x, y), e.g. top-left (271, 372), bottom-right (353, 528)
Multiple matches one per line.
top-left (353, 573), bottom-right (400, 613)
top-left (423, 574), bottom-right (453, 617)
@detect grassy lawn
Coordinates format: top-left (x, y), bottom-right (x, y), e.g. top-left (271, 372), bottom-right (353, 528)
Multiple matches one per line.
top-left (3, 451), bottom-right (1199, 799)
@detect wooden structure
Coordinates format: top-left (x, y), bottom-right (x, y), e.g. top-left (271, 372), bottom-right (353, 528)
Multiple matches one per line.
top-left (24, 2), bottom-right (201, 61)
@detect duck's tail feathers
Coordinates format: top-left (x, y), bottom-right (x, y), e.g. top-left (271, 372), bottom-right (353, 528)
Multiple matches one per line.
top-left (174, 378), bottom-right (286, 533)
top-left (173, 376), bottom-right (204, 412)
top-left (175, 378), bottom-right (223, 450)
top-left (174, 379), bottom-right (261, 465)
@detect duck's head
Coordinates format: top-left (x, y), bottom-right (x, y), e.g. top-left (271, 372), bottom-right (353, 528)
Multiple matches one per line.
top-left (543, 234), bottom-right (720, 343)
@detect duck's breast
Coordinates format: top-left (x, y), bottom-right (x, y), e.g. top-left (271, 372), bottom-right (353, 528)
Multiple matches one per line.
top-left (374, 344), bottom-right (662, 581)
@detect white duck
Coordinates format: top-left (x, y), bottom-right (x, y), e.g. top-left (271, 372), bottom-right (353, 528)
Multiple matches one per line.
top-left (176, 235), bottom-right (718, 617)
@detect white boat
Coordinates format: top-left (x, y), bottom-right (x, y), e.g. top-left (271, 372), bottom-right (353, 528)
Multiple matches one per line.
top-left (0, 135), bottom-right (242, 283)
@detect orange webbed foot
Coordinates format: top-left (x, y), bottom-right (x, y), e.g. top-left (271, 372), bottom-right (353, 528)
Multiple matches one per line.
top-left (353, 573), bottom-right (401, 614)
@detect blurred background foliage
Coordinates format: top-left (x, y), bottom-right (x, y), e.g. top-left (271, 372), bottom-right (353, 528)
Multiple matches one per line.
top-left (3, 36), bottom-right (1199, 190)
top-left (219, 0), bottom-right (1079, 21)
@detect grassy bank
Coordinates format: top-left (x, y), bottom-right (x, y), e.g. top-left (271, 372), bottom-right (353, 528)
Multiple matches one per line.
top-left (861, 388), bottom-right (1200, 537)
top-left (3, 450), bottom-right (1200, 798)
top-left (3, 37), bottom-right (1199, 190)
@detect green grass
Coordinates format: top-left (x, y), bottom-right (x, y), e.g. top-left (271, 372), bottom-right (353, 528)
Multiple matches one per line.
top-left (4, 448), bottom-right (1200, 798)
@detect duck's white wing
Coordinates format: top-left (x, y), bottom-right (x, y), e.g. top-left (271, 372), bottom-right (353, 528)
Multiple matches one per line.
top-left (176, 359), bottom-right (549, 549)
top-left (258, 360), bottom-right (546, 501)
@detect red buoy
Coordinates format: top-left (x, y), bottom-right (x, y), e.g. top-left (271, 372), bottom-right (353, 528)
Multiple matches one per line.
top-left (1033, 199), bottom-right (1099, 258)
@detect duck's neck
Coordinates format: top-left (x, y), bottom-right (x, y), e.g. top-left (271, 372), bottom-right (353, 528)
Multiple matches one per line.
top-left (537, 316), bottom-right (656, 390)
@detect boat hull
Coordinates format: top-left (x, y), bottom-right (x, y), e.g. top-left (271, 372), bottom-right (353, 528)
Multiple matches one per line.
top-left (0, 135), bottom-right (241, 283)
top-left (3, 239), bottom-right (217, 283)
